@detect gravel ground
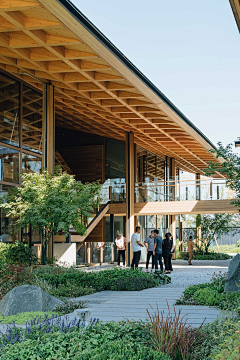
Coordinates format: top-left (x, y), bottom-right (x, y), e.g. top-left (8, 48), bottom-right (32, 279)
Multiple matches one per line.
top-left (153, 259), bottom-right (230, 288)
top-left (83, 259), bottom-right (231, 289)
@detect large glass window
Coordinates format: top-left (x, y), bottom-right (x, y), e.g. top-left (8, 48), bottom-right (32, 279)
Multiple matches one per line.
top-left (0, 146), bottom-right (19, 183)
top-left (22, 85), bottom-right (43, 154)
top-left (105, 139), bottom-right (125, 180)
top-left (0, 184), bottom-right (19, 242)
top-left (0, 73), bottom-right (19, 147)
top-left (22, 153), bottom-right (42, 174)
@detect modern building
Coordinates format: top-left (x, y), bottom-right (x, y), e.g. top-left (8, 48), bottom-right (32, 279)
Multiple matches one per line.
top-left (0, 0), bottom-right (237, 265)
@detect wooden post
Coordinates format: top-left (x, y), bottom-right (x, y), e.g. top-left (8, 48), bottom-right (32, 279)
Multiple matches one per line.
top-left (126, 132), bottom-right (135, 266)
top-left (43, 84), bottom-right (55, 260)
top-left (179, 221), bottom-right (183, 251)
top-left (169, 215), bottom-right (176, 260)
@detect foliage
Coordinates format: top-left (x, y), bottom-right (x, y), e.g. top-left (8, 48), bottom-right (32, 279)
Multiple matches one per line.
top-left (0, 311), bottom-right (56, 324)
top-left (0, 312), bottom-right (95, 353)
top-left (213, 244), bottom-right (240, 254)
top-left (176, 272), bottom-right (240, 314)
top-left (177, 251), bottom-right (231, 260)
top-left (190, 316), bottom-right (240, 359)
top-left (0, 264), bottom-right (37, 300)
top-left (147, 301), bottom-right (200, 360)
top-left (37, 267), bottom-right (160, 293)
top-left (49, 283), bottom-right (96, 298)
top-left (152, 271), bottom-right (171, 284)
top-left (209, 330), bottom-right (240, 360)
top-left (199, 213), bottom-right (237, 253)
top-left (0, 168), bottom-right (101, 264)
top-left (204, 142), bottom-right (240, 210)
top-left (0, 318), bottom-right (171, 360)
top-left (53, 300), bottom-right (84, 315)
top-left (0, 241), bottom-right (37, 269)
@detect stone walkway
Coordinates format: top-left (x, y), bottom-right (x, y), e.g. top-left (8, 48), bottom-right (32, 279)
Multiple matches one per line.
top-left (0, 259), bottom-right (231, 333)
top-left (68, 259), bottom-right (230, 327)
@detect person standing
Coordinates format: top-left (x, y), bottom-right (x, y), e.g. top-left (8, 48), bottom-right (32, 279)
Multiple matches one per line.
top-left (153, 229), bottom-right (163, 271)
top-left (144, 230), bottom-right (155, 271)
top-left (115, 232), bottom-right (126, 266)
top-left (131, 226), bottom-right (144, 269)
top-left (162, 233), bottom-right (174, 274)
top-left (187, 235), bottom-right (196, 265)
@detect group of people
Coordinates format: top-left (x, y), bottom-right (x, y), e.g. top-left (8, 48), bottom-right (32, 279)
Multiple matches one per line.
top-left (130, 227), bottom-right (174, 274)
top-left (115, 227), bottom-right (175, 274)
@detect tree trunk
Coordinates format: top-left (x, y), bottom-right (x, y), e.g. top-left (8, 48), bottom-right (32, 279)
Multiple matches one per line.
top-left (42, 242), bottom-right (47, 265)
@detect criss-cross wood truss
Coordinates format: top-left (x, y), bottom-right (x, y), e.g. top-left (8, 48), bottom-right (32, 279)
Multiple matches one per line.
top-left (0, 0), bottom-right (222, 176)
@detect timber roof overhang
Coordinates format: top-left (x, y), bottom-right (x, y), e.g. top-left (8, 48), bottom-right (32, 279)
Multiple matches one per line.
top-left (0, 0), bottom-right (223, 176)
top-left (229, 0), bottom-right (240, 33)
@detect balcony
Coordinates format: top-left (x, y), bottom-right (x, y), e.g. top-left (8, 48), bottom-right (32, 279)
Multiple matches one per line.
top-left (135, 178), bottom-right (235, 203)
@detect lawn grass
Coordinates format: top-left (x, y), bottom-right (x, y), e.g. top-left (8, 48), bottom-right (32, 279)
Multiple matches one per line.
top-left (0, 311), bottom-right (57, 324)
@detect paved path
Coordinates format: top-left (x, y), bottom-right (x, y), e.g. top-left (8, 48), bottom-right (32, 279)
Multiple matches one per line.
top-left (69, 259), bottom-right (230, 327)
top-left (0, 260), bottom-right (230, 333)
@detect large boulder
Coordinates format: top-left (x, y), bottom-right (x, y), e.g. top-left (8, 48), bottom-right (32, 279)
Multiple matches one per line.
top-left (224, 254), bottom-right (240, 293)
top-left (0, 285), bottom-right (64, 317)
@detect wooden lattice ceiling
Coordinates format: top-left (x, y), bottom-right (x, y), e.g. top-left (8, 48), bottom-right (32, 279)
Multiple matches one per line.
top-left (0, 0), bottom-right (222, 176)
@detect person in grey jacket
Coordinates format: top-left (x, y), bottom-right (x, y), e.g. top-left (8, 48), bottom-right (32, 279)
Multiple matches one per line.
top-left (153, 229), bottom-right (163, 271)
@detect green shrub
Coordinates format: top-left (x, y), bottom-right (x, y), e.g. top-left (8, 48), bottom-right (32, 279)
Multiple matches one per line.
top-left (209, 330), bottom-right (240, 360)
top-left (37, 268), bottom-right (160, 294)
top-left (176, 272), bottom-right (240, 314)
top-left (177, 251), bottom-right (231, 260)
top-left (191, 316), bottom-right (240, 359)
top-left (53, 300), bottom-right (84, 315)
top-left (213, 244), bottom-right (240, 254)
top-left (0, 319), bottom-right (169, 360)
top-left (0, 241), bottom-right (37, 267)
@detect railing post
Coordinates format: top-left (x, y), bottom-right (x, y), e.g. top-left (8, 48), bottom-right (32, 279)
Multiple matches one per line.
top-left (196, 173), bottom-right (201, 200)
top-left (210, 181), bottom-right (213, 199)
top-left (109, 186), bottom-right (112, 201)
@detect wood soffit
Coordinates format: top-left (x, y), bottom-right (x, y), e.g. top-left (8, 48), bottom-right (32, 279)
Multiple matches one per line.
top-left (0, 0), bottom-right (223, 176)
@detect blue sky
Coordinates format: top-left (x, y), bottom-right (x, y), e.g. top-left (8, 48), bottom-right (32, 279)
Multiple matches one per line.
top-left (72, 0), bottom-right (239, 150)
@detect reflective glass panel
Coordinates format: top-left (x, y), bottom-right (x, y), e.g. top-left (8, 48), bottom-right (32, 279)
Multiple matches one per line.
top-left (0, 146), bottom-right (19, 183)
top-left (0, 72), bottom-right (19, 147)
top-left (22, 85), bottom-right (43, 154)
top-left (0, 184), bottom-right (19, 243)
top-left (22, 153), bottom-right (42, 174)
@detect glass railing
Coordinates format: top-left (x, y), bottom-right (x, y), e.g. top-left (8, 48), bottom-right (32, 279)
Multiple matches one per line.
top-left (134, 179), bottom-right (235, 203)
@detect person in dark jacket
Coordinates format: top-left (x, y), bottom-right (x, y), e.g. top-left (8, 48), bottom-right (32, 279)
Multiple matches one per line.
top-left (162, 233), bottom-right (174, 274)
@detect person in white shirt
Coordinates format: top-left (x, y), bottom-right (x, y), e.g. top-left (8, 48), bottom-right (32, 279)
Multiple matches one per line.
top-left (115, 231), bottom-right (126, 266)
top-left (131, 226), bottom-right (144, 269)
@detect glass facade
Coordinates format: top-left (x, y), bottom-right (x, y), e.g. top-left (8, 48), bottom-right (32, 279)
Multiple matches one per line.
top-left (0, 146), bottom-right (19, 183)
top-left (0, 184), bottom-right (19, 242)
top-left (0, 72), bottom-right (20, 147)
top-left (0, 70), bottom-right (43, 243)
top-left (22, 153), bottom-right (42, 174)
top-left (22, 85), bottom-right (43, 154)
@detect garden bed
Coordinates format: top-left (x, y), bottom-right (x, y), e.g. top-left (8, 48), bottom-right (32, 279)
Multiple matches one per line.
top-left (176, 272), bottom-right (240, 314)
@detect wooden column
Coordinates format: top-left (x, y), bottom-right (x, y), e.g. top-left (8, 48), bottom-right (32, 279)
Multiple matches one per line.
top-left (126, 132), bottom-right (135, 266)
top-left (169, 215), bottom-right (176, 260)
top-left (43, 83), bottom-right (55, 173)
top-left (43, 84), bottom-right (55, 260)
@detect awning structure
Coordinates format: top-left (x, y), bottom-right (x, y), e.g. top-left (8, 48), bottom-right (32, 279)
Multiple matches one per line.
top-left (229, 0), bottom-right (240, 33)
top-left (0, 0), bottom-right (222, 175)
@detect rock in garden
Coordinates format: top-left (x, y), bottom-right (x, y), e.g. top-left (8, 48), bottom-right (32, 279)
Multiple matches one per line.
top-left (0, 285), bottom-right (64, 317)
top-left (224, 253), bottom-right (240, 293)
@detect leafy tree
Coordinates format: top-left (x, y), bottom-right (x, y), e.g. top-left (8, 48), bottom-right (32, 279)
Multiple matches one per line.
top-left (204, 142), bottom-right (240, 210)
top-left (200, 213), bottom-right (236, 253)
top-left (1, 168), bottom-right (101, 264)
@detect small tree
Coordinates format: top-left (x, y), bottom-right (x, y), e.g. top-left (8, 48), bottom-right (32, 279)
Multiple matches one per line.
top-left (200, 213), bottom-right (236, 253)
top-left (1, 168), bottom-right (101, 264)
top-left (204, 142), bottom-right (240, 211)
